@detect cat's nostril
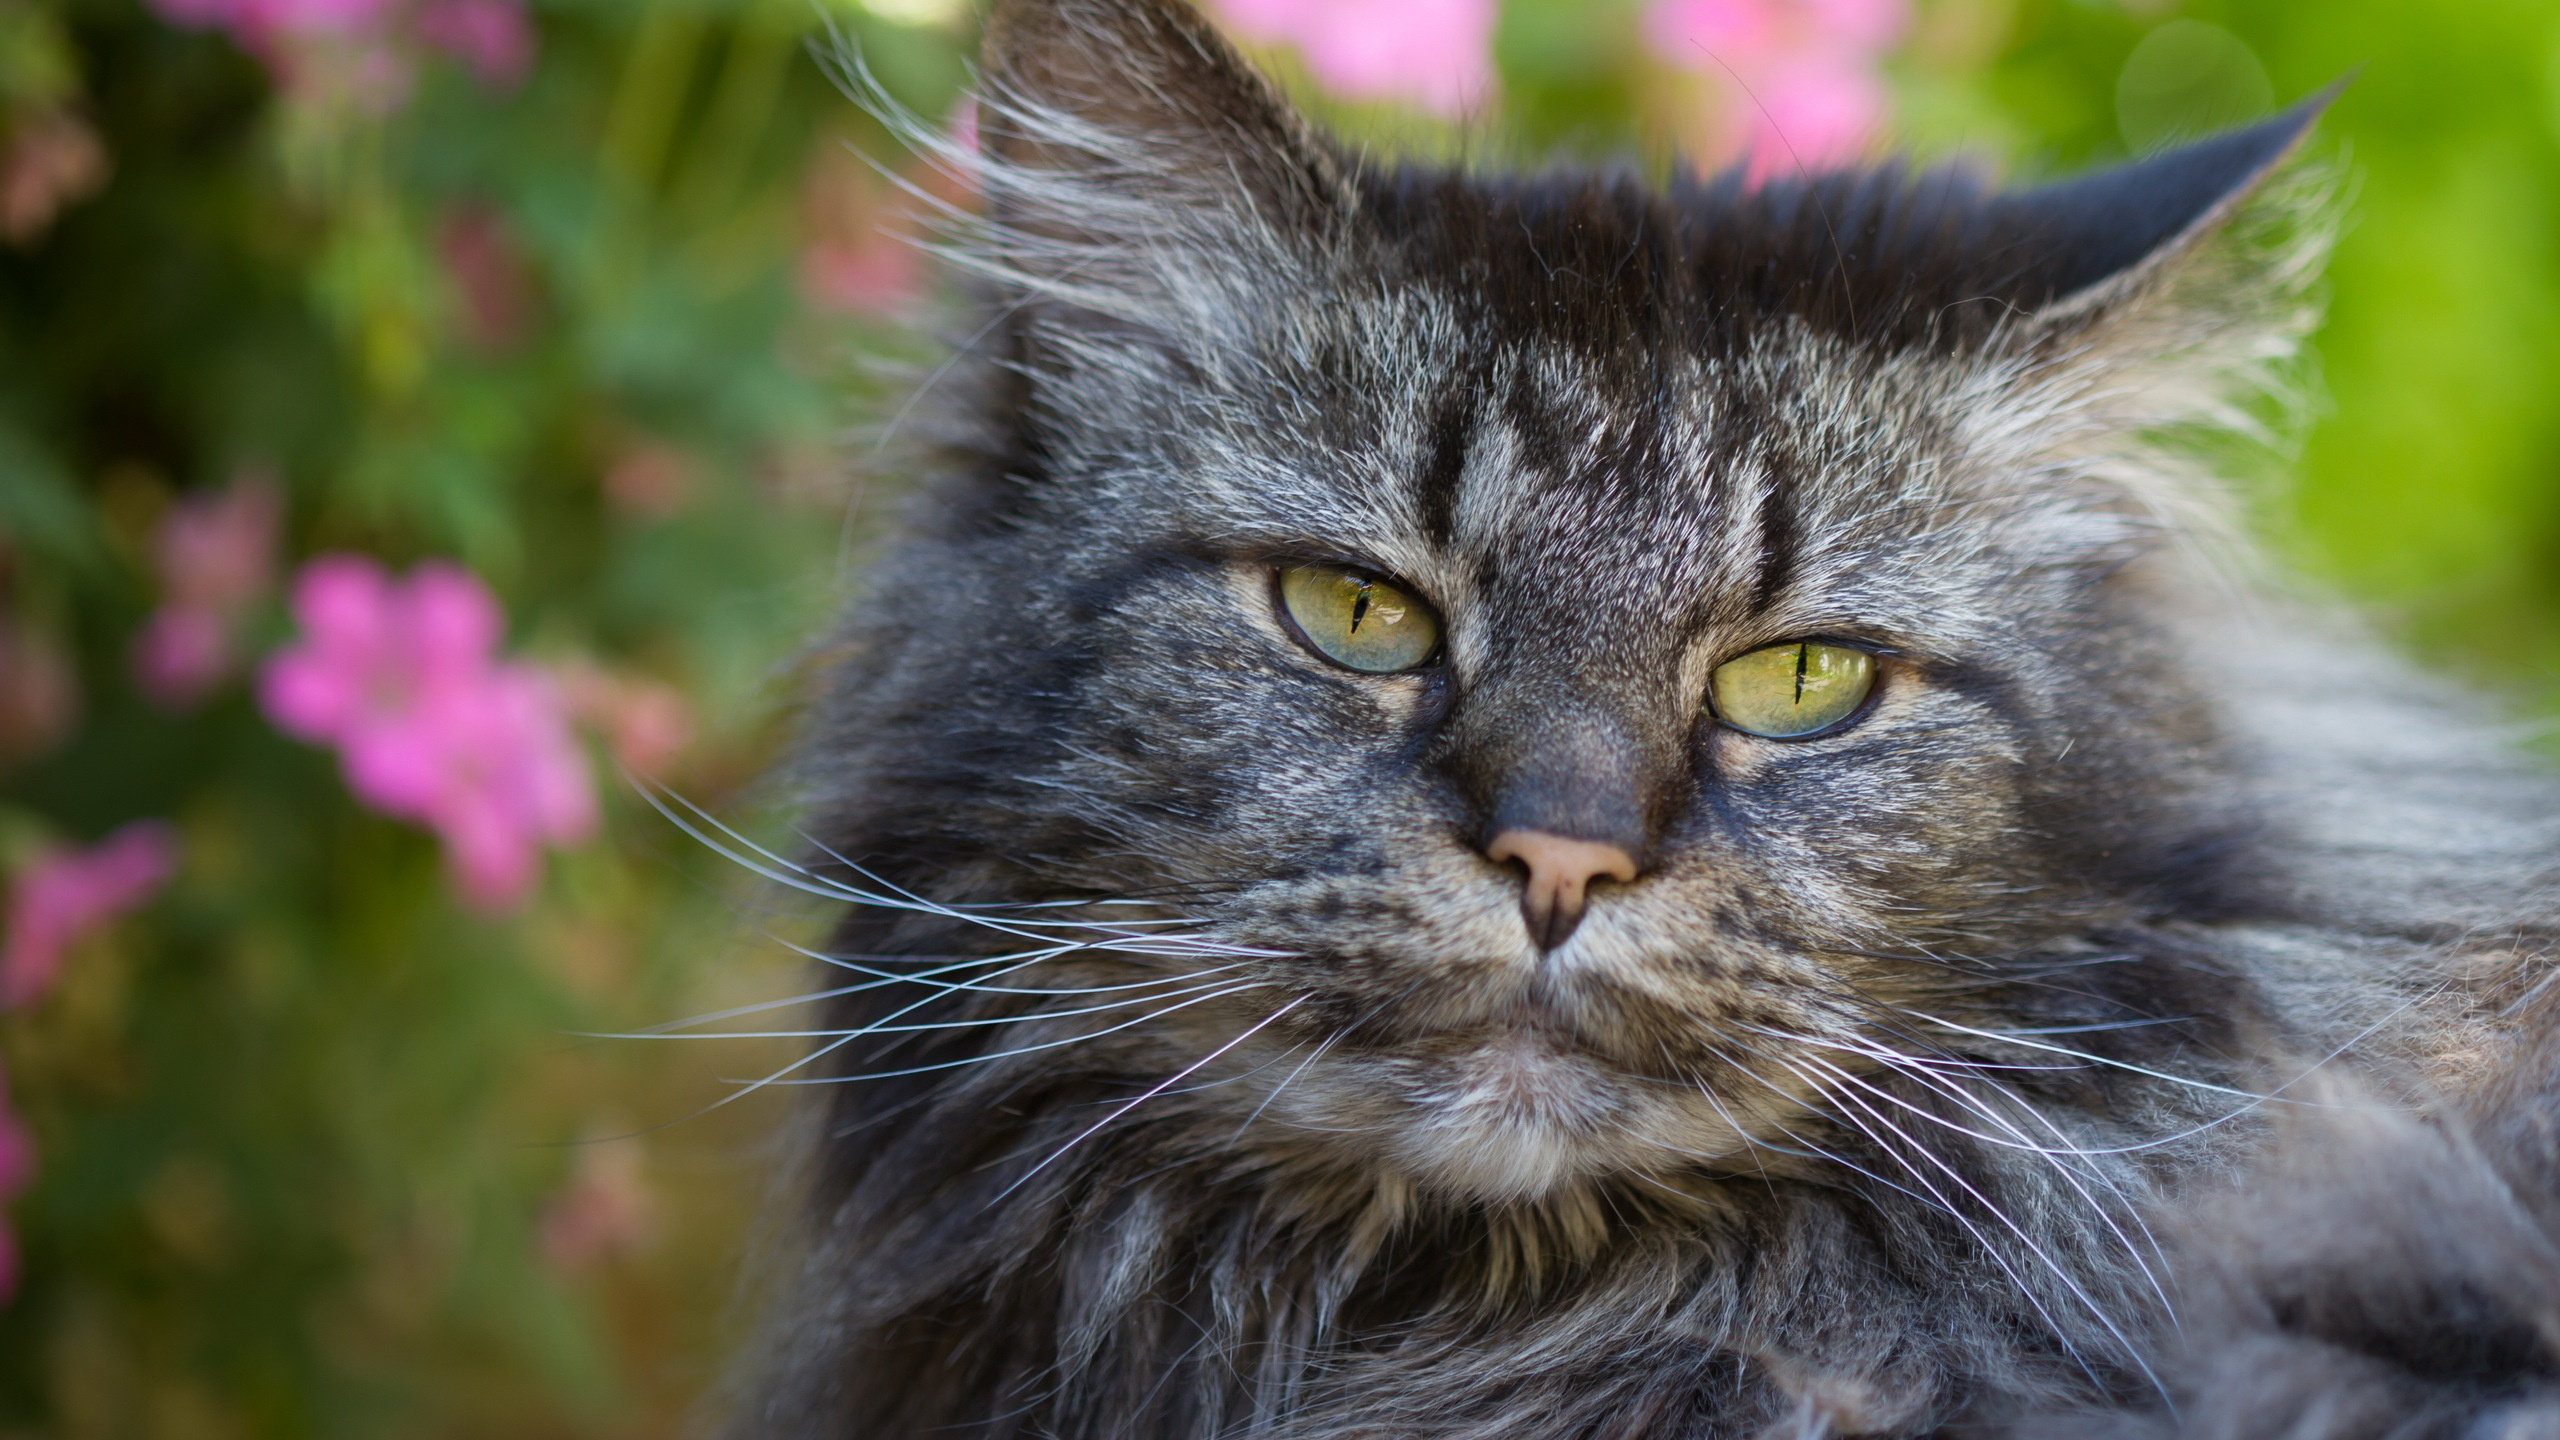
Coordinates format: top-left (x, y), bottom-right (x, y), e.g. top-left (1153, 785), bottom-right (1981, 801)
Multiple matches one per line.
top-left (1484, 829), bottom-right (1640, 951)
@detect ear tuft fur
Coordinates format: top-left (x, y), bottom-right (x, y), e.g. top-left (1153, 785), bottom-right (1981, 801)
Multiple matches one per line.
top-left (964, 0), bottom-right (1347, 328)
top-left (2008, 85), bottom-right (2342, 323)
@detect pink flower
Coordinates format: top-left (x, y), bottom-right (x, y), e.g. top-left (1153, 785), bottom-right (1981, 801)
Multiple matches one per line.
top-left (799, 139), bottom-right (935, 318)
top-left (132, 472), bottom-right (282, 708)
top-left (0, 620), bottom-right (78, 767)
top-left (1643, 0), bottom-right (1907, 180)
top-left (560, 661), bottom-right (695, 776)
top-left (1743, 59), bottom-right (1886, 178)
top-left (538, 1137), bottom-right (653, 1275)
top-left (1642, 0), bottom-right (1776, 57)
top-left (147, 0), bottom-right (532, 110)
top-left (799, 231), bottom-right (923, 317)
top-left (1, 822), bottom-right (179, 1011)
top-left (1213, 0), bottom-right (1496, 115)
top-left (158, 474), bottom-right (282, 614)
top-left (260, 555), bottom-right (596, 911)
top-left (436, 205), bottom-right (535, 352)
top-left (0, 110), bottom-right (110, 247)
top-left (1645, 0), bottom-right (1905, 70)
top-left (409, 665), bottom-right (595, 909)
top-left (414, 0), bottom-right (535, 90)
top-left (601, 441), bottom-right (692, 519)
top-left (149, 0), bottom-right (413, 112)
top-left (262, 556), bottom-right (501, 808)
top-left (150, 0), bottom-right (393, 38)
top-left (253, 0), bottom-right (398, 34)
top-left (1807, 0), bottom-right (1905, 51)
top-left (133, 606), bottom-right (231, 709)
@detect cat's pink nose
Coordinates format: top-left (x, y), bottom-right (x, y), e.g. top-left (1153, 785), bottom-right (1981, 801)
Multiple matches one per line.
top-left (1484, 829), bottom-right (1639, 951)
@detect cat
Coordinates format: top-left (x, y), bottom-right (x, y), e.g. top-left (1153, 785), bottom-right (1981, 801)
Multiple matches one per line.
top-left (724, 1), bottom-right (2560, 1435)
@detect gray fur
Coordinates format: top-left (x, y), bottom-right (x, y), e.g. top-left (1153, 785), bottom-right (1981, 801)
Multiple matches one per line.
top-left (727, 3), bottom-right (2560, 1435)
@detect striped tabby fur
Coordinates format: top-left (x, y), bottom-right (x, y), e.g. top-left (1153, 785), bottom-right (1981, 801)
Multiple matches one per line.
top-left (730, 3), bottom-right (2560, 1434)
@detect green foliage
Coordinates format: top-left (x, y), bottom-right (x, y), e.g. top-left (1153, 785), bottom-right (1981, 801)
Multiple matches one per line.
top-left (1, 0), bottom-right (2554, 1434)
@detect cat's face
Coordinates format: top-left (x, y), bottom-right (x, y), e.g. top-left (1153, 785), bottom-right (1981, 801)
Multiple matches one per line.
top-left (823, 0), bottom-right (2314, 1206)
top-left (963, 294), bottom-right (2228, 1204)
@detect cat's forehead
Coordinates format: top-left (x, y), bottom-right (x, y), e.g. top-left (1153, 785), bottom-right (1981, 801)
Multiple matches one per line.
top-left (1200, 280), bottom-right (1968, 629)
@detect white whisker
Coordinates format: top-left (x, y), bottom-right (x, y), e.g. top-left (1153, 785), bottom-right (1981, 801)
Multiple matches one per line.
top-left (993, 995), bottom-right (1309, 1203)
top-left (1226, 1027), bottom-right (1342, 1148)
top-left (1768, 1048), bottom-right (2164, 1399)
top-left (583, 973), bottom-right (1263, 1041)
top-left (734, 981), bottom-right (1280, 1086)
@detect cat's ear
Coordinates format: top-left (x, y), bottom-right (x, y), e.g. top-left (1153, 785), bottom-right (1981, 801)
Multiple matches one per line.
top-left (970, 0), bottom-right (1347, 322)
top-left (2003, 87), bottom-right (2339, 331)
top-left (1961, 94), bottom-right (2341, 529)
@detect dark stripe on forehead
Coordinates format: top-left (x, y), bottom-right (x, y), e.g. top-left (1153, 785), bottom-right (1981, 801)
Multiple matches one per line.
top-left (1751, 459), bottom-right (1798, 614)
top-left (1416, 386), bottom-right (1475, 548)
top-left (1501, 364), bottom-right (1567, 486)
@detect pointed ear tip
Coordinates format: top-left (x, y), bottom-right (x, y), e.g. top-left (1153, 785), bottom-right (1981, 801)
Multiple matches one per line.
top-left (2264, 74), bottom-right (2355, 148)
top-left (2003, 76), bottom-right (2353, 315)
top-left (2121, 77), bottom-right (2348, 197)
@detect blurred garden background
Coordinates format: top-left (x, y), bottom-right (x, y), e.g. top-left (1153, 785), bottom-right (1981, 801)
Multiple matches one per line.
top-left (0, 0), bottom-right (2554, 1434)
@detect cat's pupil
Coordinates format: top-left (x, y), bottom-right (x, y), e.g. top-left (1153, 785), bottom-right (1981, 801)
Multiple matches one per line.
top-left (1350, 585), bottom-right (1372, 631)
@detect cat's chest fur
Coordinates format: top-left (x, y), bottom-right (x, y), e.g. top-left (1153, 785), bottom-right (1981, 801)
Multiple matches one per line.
top-left (730, 4), bottom-right (2560, 1436)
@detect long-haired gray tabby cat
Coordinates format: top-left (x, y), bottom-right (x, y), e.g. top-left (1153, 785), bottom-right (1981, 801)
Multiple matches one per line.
top-left (734, 1), bottom-right (2560, 1434)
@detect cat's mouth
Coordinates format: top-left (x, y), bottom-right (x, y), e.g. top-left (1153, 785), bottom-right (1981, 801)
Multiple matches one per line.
top-left (1268, 1004), bottom-right (1782, 1203)
top-left (1228, 878), bottom-right (1823, 1199)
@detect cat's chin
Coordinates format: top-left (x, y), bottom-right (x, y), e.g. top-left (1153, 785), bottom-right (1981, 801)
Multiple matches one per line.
top-left (1285, 1028), bottom-right (1743, 1206)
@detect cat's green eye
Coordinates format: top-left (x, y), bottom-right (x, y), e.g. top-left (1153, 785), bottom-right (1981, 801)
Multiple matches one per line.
top-left (1710, 641), bottom-right (1877, 739)
top-left (1276, 565), bottom-right (1442, 674)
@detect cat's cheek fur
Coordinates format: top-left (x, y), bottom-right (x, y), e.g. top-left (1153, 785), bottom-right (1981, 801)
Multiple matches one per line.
top-left (1699, 683), bottom-right (2060, 949)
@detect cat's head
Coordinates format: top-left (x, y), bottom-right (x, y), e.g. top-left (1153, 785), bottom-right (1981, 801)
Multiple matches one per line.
top-left (814, 0), bottom-right (2328, 1206)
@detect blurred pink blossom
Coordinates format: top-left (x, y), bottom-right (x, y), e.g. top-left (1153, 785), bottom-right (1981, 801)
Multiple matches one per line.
top-left (1744, 57), bottom-right (1886, 172)
top-left (0, 1070), bottom-right (30, 1307)
top-left (149, 0), bottom-right (394, 40)
top-left (538, 1137), bottom-right (654, 1275)
top-left (799, 140), bottom-right (931, 318)
top-left (1808, 0), bottom-right (1904, 50)
top-left (1, 821), bottom-right (179, 1011)
top-left (255, 0), bottom-right (397, 32)
top-left (1643, 0), bottom-right (1907, 181)
top-left (133, 606), bottom-right (231, 709)
top-left (436, 205), bottom-right (535, 351)
top-left (157, 476), bottom-right (281, 613)
top-left (414, 0), bottom-right (535, 90)
top-left (407, 665), bottom-right (596, 907)
top-left (800, 230), bottom-right (923, 317)
top-left (1213, 0), bottom-right (1495, 115)
top-left (0, 620), bottom-right (79, 766)
top-left (561, 662), bottom-right (695, 776)
top-left (260, 555), bottom-right (595, 911)
top-left (0, 110), bottom-right (110, 247)
top-left (146, 0), bottom-right (533, 106)
top-left (601, 441), bottom-right (692, 519)
top-left (132, 473), bottom-right (283, 708)
top-left (1645, 0), bottom-right (1775, 55)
